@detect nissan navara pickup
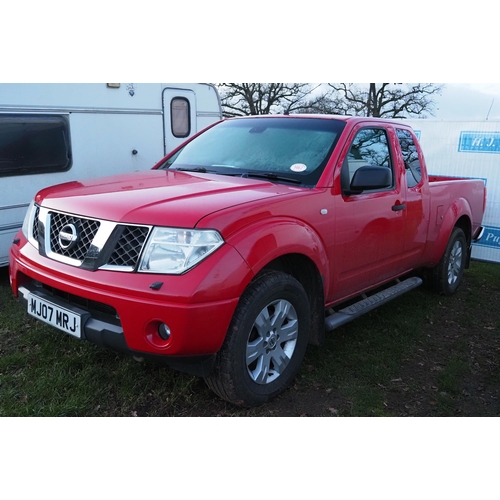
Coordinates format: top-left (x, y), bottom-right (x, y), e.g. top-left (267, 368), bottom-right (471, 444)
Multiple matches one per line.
top-left (9, 115), bottom-right (486, 406)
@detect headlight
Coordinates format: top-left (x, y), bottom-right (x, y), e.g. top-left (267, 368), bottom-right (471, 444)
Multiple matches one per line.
top-left (22, 200), bottom-right (37, 241)
top-left (138, 228), bottom-right (224, 274)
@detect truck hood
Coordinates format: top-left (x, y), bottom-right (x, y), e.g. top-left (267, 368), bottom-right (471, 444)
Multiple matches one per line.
top-left (36, 170), bottom-right (300, 227)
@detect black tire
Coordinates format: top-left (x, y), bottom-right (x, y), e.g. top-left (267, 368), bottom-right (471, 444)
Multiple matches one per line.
top-left (432, 227), bottom-right (467, 296)
top-left (206, 271), bottom-right (310, 407)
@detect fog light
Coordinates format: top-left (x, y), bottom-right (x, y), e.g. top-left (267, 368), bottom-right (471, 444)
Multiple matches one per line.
top-left (158, 323), bottom-right (171, 340)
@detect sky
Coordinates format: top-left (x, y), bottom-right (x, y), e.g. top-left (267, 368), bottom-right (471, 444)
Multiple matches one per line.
top-left (309, 84), bottom-right (500, 122)
top-left (433, 84), bottom-right (500, 121)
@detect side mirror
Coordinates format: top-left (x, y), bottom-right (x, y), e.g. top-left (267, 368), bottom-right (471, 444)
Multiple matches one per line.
top-left (348, 165), bottom-right (392, 194)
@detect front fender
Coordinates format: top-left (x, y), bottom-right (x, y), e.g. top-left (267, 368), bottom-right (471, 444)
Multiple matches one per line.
top-left (227, 218), bottom-right (330, 291)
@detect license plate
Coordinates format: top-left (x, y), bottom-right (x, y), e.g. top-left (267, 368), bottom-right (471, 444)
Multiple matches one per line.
top-left (27, 293), bottom-right (82, 338)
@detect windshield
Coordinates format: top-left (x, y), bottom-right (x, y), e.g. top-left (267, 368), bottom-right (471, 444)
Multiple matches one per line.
top-left (159, 117), bottom-right (346, 186)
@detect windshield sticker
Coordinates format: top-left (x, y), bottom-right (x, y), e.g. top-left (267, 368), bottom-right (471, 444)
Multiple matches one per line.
top-left (290, 163), bottom-right (307, 172)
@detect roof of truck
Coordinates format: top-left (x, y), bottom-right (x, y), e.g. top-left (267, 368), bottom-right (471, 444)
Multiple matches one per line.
top-left (224, 114), bottom-right (415, 127)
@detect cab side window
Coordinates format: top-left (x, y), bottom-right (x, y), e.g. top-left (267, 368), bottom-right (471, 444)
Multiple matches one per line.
top-left (342, 127), bottom-right (393, 191)
top-left (396, 128), bottom-right (422, 188)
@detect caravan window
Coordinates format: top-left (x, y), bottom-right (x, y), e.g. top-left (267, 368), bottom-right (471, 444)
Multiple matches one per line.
top-left (170, 98), bottom-right (190, 138)
top-left (0, 114), bottom-right (72, 177)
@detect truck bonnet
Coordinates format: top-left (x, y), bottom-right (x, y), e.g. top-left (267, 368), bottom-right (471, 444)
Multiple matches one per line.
top-left (34, 169), bottom-right (298, 229)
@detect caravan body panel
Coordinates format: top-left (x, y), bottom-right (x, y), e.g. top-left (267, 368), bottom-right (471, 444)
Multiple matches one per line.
top-left (404, 119), bottom-right (499, 263)
top-left (0, 83), bottom-right (222, 265)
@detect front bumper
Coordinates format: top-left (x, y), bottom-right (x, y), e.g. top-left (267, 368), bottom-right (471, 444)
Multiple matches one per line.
top-left (10, 234), bottom-right (253, 375)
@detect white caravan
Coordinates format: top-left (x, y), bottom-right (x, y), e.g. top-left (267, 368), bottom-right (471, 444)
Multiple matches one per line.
top-left (0, 83), bottom-right (222, 266)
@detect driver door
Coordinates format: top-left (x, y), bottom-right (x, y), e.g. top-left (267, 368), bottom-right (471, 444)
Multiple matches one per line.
top-left (331, 124), bottom-right (406, 301)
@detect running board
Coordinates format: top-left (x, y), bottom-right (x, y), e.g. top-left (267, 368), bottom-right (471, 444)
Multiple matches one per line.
top-left (325, 276), bottom-right (423, 332)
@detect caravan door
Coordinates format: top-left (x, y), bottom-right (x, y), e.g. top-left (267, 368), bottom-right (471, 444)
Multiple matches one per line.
top-left (162, 87), bottom-right (197, 155)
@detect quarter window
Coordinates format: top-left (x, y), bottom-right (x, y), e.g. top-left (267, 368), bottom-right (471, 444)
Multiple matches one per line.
top-left (171, 98), bottom-right (190, 138)
top-left (396, 128), bottom-right (422, 188)
top-left (0, 114), bottom-right (72, 177)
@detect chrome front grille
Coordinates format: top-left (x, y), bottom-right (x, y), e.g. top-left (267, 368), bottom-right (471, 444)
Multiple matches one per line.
top-left (32, 205), bottom-right (151, 272)
top-left (32, 205), bottom-right (40, 241)
top-left (107, 226), bottom-right (150, 267)
top-left (49, 212), bottom-right (101, 261)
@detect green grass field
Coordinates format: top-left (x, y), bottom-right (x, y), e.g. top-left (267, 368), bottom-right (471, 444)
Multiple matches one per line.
top-left (1, 260), bottom-right (499, 417)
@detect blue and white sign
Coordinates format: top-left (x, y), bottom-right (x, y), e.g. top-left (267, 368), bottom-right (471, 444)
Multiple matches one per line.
top-left (458, 131), bottom-right (500, 154)
top-left (474, 226), bottom-right (500, 249)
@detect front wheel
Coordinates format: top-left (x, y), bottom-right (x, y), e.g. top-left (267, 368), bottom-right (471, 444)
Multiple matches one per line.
top-left (206, 271), bottom-right (310, 407)
top-left (432, 227), bottom-right (468, 296)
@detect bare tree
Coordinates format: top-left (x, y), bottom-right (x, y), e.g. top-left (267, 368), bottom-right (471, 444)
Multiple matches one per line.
top-left (217, 83), bottom-right (327, 117)
top-left (326, 83), bottom-right (443, 118)
top-left (293, 89), bottom-right (347, 115)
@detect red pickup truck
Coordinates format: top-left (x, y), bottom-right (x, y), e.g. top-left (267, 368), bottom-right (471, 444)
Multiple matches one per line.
top-left (9, 115), bottom-right (486, 406)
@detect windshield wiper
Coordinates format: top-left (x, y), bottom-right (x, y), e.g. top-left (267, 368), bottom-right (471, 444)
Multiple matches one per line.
top-left (243, 172), bottom-right (302, 184)
top-left (173, 167), bottom-right (210, 173)
top-left (171, 167), bottom-right (302, 185)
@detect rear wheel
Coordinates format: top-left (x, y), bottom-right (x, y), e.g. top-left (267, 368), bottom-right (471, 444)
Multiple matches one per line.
top-left (206, 271), bottom-right (310, 407)
top-left (432, 227), bottom-right (467, 295)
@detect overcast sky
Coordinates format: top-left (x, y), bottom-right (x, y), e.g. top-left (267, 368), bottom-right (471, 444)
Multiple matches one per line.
top-left (309, 84), bottom-right (500, 122)
top-left (433, 84), bottom-right (500, 121)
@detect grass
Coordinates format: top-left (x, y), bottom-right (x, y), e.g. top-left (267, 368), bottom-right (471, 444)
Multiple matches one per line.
top-left (0, 282), bottom-right (207, 416)
top-left (297, 293), bottom-right (434, 416)
top-left (1, 261), bottom-right (500, 417)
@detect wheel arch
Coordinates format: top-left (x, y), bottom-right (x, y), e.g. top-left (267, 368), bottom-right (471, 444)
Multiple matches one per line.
top-left (436, 213), bottom-right (472, 265)
top-left (426, 200), bottom-right (473, 266)
top-left (454, 214), bottom-right (472, 242)
top-left (227, 220), bottom-right (331, 346)
top-left (454, 214), bottom-right (473, 268)
top-left (257, 253), bottom-right (325, 347)
top-left (430, 225), bottom-right (468, 295)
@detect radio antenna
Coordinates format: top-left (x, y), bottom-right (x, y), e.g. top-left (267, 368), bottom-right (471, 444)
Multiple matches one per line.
top-left (486, 98), bottom-right (494, 120)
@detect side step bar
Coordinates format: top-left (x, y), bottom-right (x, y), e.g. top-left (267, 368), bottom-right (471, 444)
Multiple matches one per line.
top-left (325, 276), bottom-right (423, 332)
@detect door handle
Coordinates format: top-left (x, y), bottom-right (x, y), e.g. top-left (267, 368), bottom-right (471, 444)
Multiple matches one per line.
top-left (392, 203), bottom-right (406, 212)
